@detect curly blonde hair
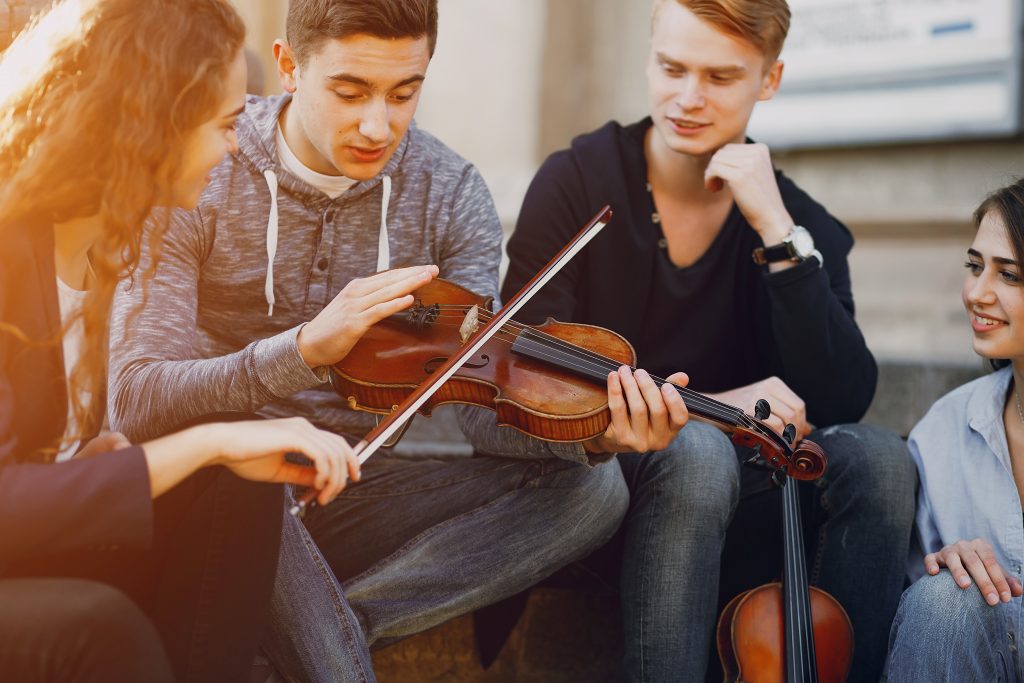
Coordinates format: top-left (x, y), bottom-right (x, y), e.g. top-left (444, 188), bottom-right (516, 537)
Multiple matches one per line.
top-left (0, 0), bottom-right (245, 445)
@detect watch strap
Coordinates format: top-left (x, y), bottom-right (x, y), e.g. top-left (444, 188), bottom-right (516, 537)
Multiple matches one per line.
top-left (752, 242), bottom-right (794, 265)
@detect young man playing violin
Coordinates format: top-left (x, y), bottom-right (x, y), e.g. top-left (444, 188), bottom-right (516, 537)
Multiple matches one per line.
top-left (106, 0), bottom-right (657, 680)
top-left (500, 1), bottom-right (916, 681)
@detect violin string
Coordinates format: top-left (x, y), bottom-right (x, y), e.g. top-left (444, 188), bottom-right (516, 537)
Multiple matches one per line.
top-left (408, 306), bottom-right (751, 424)
top-left (436, 321), bottom-right (753, 428)
top-left (429, 305), bottom-right (753, 420)
top-left (401, 308), bottom-right (757, 428)
top-left (784, 480), bottom-right (799, 678)
top-left (410, 319), bottom-right (749, 426)
top-left (783, 478), bottom-right (814, 677)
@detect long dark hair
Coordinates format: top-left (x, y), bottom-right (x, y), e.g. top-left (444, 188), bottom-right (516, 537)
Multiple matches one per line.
top-left (973, 178), bottom-right (1024, 371)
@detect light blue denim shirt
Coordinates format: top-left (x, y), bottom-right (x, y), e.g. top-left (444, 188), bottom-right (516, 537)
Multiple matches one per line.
top-left (908, 365), bottom-right (1024, 595)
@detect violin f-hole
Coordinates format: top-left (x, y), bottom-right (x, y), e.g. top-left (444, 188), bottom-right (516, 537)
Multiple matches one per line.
top-left (423, 354), bottom-right (490, 374)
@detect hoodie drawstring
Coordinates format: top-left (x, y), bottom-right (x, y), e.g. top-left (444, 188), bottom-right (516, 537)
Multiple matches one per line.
top-left (263, 168), bottom-right (279, 316)
top-left (262, 171), bottom-right (391, 316)
top-left (377, 175), bottom-right (391, 272)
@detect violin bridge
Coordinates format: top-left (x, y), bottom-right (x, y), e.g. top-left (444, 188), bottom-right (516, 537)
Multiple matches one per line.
top-left (459, 304), bottom-right (480, 344)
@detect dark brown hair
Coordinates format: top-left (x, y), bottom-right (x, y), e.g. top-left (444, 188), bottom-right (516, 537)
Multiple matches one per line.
top-left (286, 0), bottom-right (438, 65)
top-left (0, 0), bottom-right (246, 443)
top-left (972, 179), bottom-right (1024, 371)
top-left (653, 0), bottom-right (791, 63)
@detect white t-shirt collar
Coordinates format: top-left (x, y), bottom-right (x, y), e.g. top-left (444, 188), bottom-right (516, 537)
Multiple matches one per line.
top-left (276, 124), bottom-right (357, 199)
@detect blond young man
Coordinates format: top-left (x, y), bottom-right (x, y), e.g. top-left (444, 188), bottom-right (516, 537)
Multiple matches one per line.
top-left (500, 1), bottom-right (916, 680)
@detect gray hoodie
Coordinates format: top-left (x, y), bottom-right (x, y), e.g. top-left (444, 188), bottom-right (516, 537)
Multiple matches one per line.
top-left (107, 94), bottom-right (588, 463)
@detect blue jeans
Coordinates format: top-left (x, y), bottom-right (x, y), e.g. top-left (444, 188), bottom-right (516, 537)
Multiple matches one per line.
top-left (262, 453), bottom-right (628, 682)
top-left (888, 570), bottom-right (1023, 682)
top-left (615, 421), bottom-right (915, 683)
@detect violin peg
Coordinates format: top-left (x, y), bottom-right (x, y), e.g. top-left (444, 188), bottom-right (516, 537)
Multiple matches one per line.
top-left (771, 468), bottom-right (787, 488)
top-left (783, 423), bottom-right (796, 445)
top-left (754, 398), bottom-right (771, 421)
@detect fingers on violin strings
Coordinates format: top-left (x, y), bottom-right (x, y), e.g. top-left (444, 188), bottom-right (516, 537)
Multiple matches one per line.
top-left (606, 371), bottom-right (630, 434)
top-left (635, 369), bottom-right (668, 425)
top-left (665, 371), bottom-right (689, 388)
top-left (618, 367), bottom-right (649, 436)
top-left (662, 382), bottom-right (688, 428)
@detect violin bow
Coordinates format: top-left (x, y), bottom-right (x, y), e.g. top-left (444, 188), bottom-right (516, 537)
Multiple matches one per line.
top-left (290, 205), bottom-right (614, 516)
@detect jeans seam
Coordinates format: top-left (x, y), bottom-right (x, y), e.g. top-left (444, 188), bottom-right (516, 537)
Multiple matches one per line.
top-left (809, 479), bottom-right (831, 587)
top-left (297, 522), bottom-right (372, 683)
top-left (636, 481), bottom-right (658, 683)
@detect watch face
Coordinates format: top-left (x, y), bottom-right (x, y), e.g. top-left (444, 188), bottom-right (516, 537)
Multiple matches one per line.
top-left (791, 226), bottom-right (815, 258)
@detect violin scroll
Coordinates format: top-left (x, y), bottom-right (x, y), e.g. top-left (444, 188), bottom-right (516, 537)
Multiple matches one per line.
top-left (790, 438), bottom-right (828, 480)
top-left (730, 426), bottom-right (827, 482)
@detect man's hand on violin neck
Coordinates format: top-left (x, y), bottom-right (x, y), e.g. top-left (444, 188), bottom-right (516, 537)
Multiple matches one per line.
top-left (584, 366), bottom-right (689, 455)
top-left (708, 376), bottom-right (810, 440)
top-left (298, 265), bottom-right (439, 369)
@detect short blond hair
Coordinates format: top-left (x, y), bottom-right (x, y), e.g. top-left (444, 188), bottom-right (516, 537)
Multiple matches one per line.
top-left (652, 0), bottom-right (791, 63)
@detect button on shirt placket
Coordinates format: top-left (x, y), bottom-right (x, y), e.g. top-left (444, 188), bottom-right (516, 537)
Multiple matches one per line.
top-left (308, 207), bottom-right (336, 318)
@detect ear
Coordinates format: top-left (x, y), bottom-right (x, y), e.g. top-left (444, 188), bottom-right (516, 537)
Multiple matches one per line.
top-left (274, 39), bottom-right (298, 94)
top-left (758, 60), bottom-right (784, 102)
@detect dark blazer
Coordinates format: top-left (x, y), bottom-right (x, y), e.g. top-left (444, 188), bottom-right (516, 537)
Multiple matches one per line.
top-left (0, 220), bottom-right (152, 564)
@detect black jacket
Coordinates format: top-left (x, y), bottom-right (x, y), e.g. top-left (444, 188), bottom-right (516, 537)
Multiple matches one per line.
top-left (0, 220), bottom-right (151, 564)
top-left (502, 119), bottom-right (877, 427)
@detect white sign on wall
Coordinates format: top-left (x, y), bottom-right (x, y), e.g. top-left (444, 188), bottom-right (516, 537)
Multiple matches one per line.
top-left (748, 0), bottom-right (1023, 148)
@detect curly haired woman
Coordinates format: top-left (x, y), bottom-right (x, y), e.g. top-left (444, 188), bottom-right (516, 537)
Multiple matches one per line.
top-left (0, 1), bottom-right (357, 680)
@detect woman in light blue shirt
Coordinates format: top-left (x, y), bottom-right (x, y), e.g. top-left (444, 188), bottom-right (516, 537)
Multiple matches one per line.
top-left (888, 180), bottom-right (1024, 681)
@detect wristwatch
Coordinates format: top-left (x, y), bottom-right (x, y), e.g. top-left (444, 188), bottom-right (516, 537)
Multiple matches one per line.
top-left (752, 225), bottom-right (823, 267)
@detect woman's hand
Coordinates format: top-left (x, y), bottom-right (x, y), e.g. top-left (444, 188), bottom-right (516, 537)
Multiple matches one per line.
top-left (924, 538), bottom-right (1024, 606)
top-left (142, 417), bottom-right (359, 505)
top-left (204, 418), bottom-right (360, 506)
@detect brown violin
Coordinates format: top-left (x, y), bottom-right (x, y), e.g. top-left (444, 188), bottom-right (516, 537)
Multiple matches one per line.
top-left (716, 430), bottom-right (854, 683)
top-left (329, 275), bottom-right (826, 481)
top-left (291, 206), bottom-right (821, 518)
